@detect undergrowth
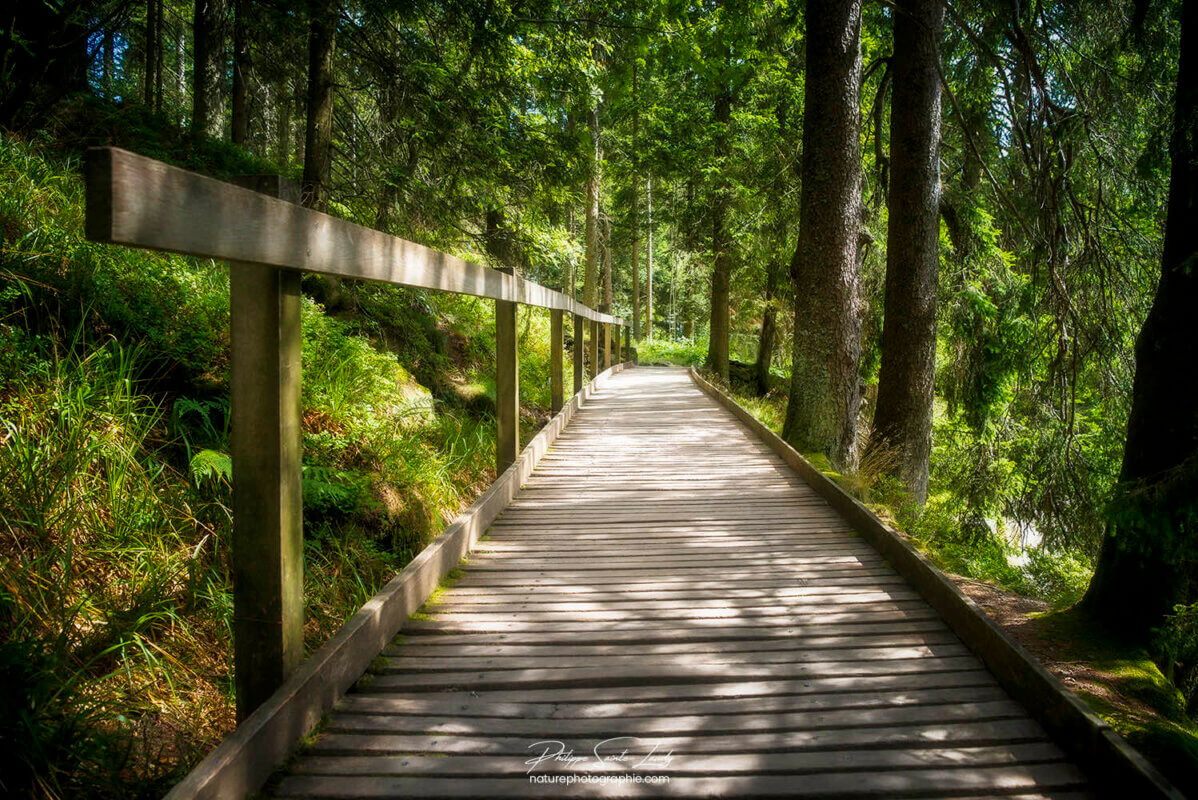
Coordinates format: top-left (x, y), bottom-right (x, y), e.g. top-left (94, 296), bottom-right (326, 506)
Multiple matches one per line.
top-left (0, 128), bottom-right (552, 797)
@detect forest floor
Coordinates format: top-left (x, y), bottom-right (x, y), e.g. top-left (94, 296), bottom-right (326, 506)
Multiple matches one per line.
top-left (953, 575), bottom-right (1198, 797)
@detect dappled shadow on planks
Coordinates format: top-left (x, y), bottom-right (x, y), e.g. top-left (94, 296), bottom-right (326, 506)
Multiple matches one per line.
top-left (271, 368), bottom-right (1093, 799)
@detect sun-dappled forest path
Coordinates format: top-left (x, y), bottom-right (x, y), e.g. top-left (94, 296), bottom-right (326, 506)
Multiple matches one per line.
top-left (270, 367), bottom-right (1091, 798)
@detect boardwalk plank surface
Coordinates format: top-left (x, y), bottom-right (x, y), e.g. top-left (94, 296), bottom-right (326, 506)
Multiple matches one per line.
top-left (273, 368), bottom-right (1092, 799)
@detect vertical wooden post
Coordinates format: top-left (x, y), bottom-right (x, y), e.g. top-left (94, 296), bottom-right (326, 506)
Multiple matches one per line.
top-left (230, 175), bottom-right (303, 722)
top-left (495, 267), bottom-right (519, 474)
top-left (604, 322), bottom-right (612, 370)
top-left (573, 313), bottom-right (584, 392)
top-left (589, 319), bottom-right (599, 378)
top-left (550, 309), bottom-right (563, 414)
top-left (624, 323), bottom-right (631, 363)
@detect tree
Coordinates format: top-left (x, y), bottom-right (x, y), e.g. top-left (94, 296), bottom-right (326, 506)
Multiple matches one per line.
top-left (630, 62), bottom-right (642, 340)
top-left (302, 0), bottom-right (336, 211)
top-left (755, 259), bottom-right (782, 396)
top-left (1083, 0), bottom-right (1198, 639)
top-left (582, 101), bottom-right (601, 306)
top-left (705, 74), bottom-right (733, 382)
top-left (231, 0), bottom-right (252, 145)
top-left (192, 0), bottom-right (226, 138)
top-left (869, 0), bottom-right (944, 505)
top-left (782, 0), bottom-right (865, 469)
top-left (144, 0), bottom-right (164, 110)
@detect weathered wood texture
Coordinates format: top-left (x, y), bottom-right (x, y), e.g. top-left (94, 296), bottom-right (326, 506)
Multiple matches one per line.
top-left (272, 368), bottom-right (1099, 799)
top-left (550, 309), bottom-right (563, 414)
top-left (164, 365), bottom-right (631, 800)
top-left (229, 176), bottom-right (304, 720)
top-left (688, 368), bottom-right (1182, 800)
top-left (494, 268), bottom-right (518, 474)
top-left (84, 147), bottom-right (623, 324)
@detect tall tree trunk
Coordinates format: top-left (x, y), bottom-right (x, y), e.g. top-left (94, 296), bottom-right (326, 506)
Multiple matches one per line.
top-left (154, 0), bottom-right (164, 111)
top-left (869, 0), bottom-right (944, 504)
top-left (646, 178), bottom-right (654, 340)
top-left (192, 0), bottom-right (226, 138)
top-left (755, 260), bottom-right (782, 396)
top-left (144, 0), bottom-right (160, 107)
top-left (1083, 0), bottom-right (1198, 639)
top-left (103, 29), bottom-right (114, 99)
top-left (302, 0), bottom-right (335, 211)
top-left (782, 0), bottom-right (865, 469)
top-left (582, 103), bottom-right (601, 307)
top-left (176, 18), bottom-right (186, 110)
top-left (276, 89), bottom-right (292, 167)
top-left (706, 81), bottom-right (733, 382)
top-left (231, 0), bottom-right (250, 145)
top-left (602, 213), bottom-right (613, 310)
top-left (630, 63), bottom-right (641, 340)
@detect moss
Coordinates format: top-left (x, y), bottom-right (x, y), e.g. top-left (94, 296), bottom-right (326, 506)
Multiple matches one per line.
top-left (1030, 608), bottom-right (1198, 795)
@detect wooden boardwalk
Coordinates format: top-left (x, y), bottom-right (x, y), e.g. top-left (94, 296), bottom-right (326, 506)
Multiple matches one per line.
top-left (272, 367), bottom-right (1092, 799)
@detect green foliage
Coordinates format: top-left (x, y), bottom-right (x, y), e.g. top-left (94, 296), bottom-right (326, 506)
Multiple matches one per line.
top-left (637, 337), bottom-right (708, 366)
top-left (1155, 604), bottom-right (1198, 715)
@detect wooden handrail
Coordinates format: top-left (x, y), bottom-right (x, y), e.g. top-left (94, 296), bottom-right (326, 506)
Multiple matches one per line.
top-left (82, 145), bottom-right (631, 725)
top-left (84, 147), bottom-right (624, 325)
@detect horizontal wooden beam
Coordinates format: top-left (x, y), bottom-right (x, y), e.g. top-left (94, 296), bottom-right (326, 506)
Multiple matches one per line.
top-left (84, 147), bottom-right (624, 325)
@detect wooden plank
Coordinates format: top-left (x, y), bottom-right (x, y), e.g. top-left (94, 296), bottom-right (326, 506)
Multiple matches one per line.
top-left (374, 643), bottom-right (969, 672)
top-left (362, 655), bottom-right (988, 691)
top-left (338, 683), bottom-right (1006, 719)
top-left (388, 619), bottom-right (953, 648)
top-left (84, 147), bottom-right (622, 324)
top-left (307, 718), bottom-right (1052, 757)
top-left (291, 742), bottom-right (1066, 776)
top-left (275, 763), bottom-right (1089, 798)
top-left (349, 670), bottom-right (997, 705)
top-left (326, 699), bottom-right (1028, 736)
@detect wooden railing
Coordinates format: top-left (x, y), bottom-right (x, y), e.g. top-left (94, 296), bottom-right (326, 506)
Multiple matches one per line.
top-left (84, 147), bottom-right (629, 721)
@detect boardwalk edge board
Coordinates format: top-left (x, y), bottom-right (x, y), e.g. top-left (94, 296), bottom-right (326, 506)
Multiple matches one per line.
top-left (687, 367), bottom-right (1183, 800)
top-left (163, 363), bottom-right (631, 800)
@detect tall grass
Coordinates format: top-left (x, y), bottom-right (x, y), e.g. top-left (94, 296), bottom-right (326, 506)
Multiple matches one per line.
top-left (0, 133), bottom-right (535, 796)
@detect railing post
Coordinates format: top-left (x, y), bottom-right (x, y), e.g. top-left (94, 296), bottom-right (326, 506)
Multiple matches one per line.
top-left (589, 319), bottom-right (599, 378)
top-left (624, 323), bottom-right (631, 363)
top-left (550, 309), bottom-right (563, 414)
top-left (603, 321), bottom-right (611, 371)
top-left (573, 313), bottom-right (584, 393)
top-left (495, 267), bottom-right (519, 474)
top-left (229, 175), bottom-right (303, 722)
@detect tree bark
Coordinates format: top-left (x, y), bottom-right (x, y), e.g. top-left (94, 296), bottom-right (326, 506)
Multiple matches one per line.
top-left (231, 0), bottom-right (250, 145)
top-left (755, 260), bottom-right (782, 396)
top-left (144, 0), bottom-right (160, 107)
top-left (782, 0), bottom-right (865, 469)
top-left (192, 0), bottom-right (226, 138)
top-left (630, 63), bottom-right (641, 340)
top-left (1083, 0), bottom-right (1198, 639)
top-left (706, 81), bottom-right (733, 382)
top-left (869, 0), bottom-right (944, 505)
top-left (602, 213), bottom-right (613, 310)
top-left (302, 0), bottom-right (336, 212)
top-left (582, 103), bottom-right (601, 307)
